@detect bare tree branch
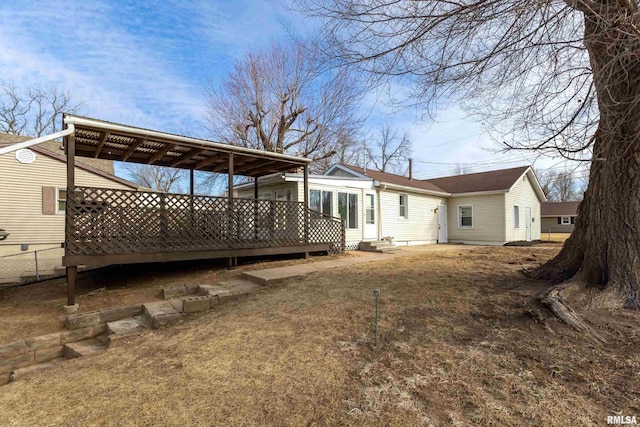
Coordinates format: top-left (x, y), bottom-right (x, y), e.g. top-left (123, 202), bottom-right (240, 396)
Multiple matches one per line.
top-left (0, 81), bottom-right (82, 137)
top-left (204, 42), bottom-right (363, 172)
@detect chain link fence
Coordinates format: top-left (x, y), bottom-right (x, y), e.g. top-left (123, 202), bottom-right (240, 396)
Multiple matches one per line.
top-left (0, 247), bottom-right (65, 287)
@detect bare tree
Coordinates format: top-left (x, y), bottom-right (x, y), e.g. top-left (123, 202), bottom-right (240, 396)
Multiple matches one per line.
top-left (125, 164), bottom-right (184, 193)
top-left (0, 81), bottom-right (81, 136)
top-left (296, 1), bottom-right (640, 315)
top-left (453, 164), bottom-right (473, 176)
top-left (554, 171), bottom-right (579, 202)
top-left (365, 123), bottom-right (411, 174)
top-left (537, 169), bottom-right (583, 202)
top-left (204, 42), bottom-right (362, 172)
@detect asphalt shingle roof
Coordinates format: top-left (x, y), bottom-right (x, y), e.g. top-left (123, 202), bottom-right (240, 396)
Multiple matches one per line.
top-left (541, 201), bottom-right (580, 216)
top-left (425, 166), bottom-right (530, 194)
top-left (338, 164), bottom-right (448, 193)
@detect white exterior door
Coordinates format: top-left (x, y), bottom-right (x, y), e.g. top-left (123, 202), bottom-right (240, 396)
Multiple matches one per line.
top-left (364, 193), bottom-right (377, 240)
top-left (438, 204), bottom-right (448, 243)
top-left (525, 207), bottom-right (532, 241)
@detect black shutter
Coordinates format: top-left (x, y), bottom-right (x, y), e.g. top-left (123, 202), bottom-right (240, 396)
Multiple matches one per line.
top-left (557, 217), bottom-right (561, 224)
top-left (571, 217), bottom-right (575, 224)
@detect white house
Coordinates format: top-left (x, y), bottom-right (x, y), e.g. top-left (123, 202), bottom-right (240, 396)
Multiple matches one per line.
top-left (236, 164), bottom-right (546, 248)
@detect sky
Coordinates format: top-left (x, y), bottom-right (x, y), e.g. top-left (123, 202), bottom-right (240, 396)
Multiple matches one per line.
top-left (0, 0), bottom-right (587, 183)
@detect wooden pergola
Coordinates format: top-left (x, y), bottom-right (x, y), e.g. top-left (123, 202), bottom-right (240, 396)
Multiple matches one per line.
top-left (62, 115), bottom-right (345, 306)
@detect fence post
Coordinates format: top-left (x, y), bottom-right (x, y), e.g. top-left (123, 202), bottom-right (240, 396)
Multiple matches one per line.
top-left (34, 250), bottom-right (39, 281)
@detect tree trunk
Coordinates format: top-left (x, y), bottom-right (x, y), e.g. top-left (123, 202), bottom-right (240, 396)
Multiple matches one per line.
top-left (532, 2), bottom-right (640, 310)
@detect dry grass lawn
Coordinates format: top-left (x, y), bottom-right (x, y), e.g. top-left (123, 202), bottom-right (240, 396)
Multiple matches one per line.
top-left (0, 246), bottom-right (638, 426)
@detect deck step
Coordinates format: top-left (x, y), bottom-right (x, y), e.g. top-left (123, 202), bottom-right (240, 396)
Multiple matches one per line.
top-left (63, 338), bottom-right (107, 359)
top-left (142, 301), bottom-right (182, 329)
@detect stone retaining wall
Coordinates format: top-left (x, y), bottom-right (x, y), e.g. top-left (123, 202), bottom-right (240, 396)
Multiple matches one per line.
top-left (1, 304), bottom-right (143, 384)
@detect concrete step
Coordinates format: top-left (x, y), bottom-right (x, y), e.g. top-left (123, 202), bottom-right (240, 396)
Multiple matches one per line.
top-left (106, 316), bottom-right (146, 342)
top-left (359, 241), bottom-right (397, 253)
top-left (63, 338), bottom-right (107, 359)
top-left (142, 301), bottom-right (182, 329)
top-left (241, 264), bottom-right (321, 285)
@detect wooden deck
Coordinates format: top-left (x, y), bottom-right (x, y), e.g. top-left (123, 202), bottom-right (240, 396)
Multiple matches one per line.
top-left (63, 186), bottom-right (345, 267)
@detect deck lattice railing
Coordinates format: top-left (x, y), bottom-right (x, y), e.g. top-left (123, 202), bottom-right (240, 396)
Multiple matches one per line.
top-left (65, 187), bottom-right (345, 256)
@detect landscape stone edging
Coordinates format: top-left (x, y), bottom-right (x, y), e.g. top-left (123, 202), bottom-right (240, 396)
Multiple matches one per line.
top-left (64, 304), bottom-right (143, 330)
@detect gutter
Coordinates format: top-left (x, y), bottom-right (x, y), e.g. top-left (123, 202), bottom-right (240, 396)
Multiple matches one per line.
top-left (373, 181), bottom-right (451, 198)
top-left (64, 115), bottom-right (312, 165)
top-left (0, 124), bottom-right (75, 156)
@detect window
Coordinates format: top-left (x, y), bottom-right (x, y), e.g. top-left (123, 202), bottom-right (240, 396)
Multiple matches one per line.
top-left (458, 205), bottom-right (473, 228)
top-left (399, 194), bottom-right (408, 219)
top-left (514, 206), bottom-right (520, 228)
top-left (366, 194), bottom-right (375, 224)
top-left (56, 188), bottom-right (66, 213)
top-left (275, 190), bottom-right (292, 201)
top-left (310, 189), bottom-right (332, 216)
top-left (561, 216), bottom-right (571, 225)
top-left (338, 192), bottom-right (358, 229)
top-left (258, 192), bottom-right (274, 200)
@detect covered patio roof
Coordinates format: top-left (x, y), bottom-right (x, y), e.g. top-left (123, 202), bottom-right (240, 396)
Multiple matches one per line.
top-left (64, 114), bottom-right (312, 177)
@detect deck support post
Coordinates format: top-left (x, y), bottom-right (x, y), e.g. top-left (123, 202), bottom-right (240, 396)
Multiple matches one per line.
top-left (65, 117), bottom-right (77, 307)
top-left (303, 165), bottom-right (309, 258)
top-left (189, 169), bottom-right (195, 227)
top-left (228, 153), bottom-right (234, 269)
top-left (253, 177), bottom-right (259, 241)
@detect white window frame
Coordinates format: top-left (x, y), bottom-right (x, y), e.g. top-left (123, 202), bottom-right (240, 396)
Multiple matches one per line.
top-left (309, 189), bottom-right (332, 216)
top-left (338, 192), bottom-right (358, 229)
top-left (365, 194), bottom-right (375, 225)
top-left (399, 194), bottom-right (408, 219)
top-left (56, 187), bottom-right (66, 214)
top-left (514, 206), bottom-right (520, 229)
top-left (561, 216), bottom-right (571, 225)
top-left (458, 205), bottom-right (473, 229)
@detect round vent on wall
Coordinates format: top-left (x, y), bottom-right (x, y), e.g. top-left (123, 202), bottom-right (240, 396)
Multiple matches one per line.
top-left (15, 148), bottom-right (36, 164)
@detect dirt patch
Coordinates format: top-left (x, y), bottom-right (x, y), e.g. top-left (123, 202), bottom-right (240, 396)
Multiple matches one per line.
top-left (0, 247), bottom-right (637, 426)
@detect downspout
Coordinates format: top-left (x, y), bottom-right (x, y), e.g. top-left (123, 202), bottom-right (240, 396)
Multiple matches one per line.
top-left (373, 180), bottom-right (383, 241)
top-left (0, 124), bottom-right (76, 155)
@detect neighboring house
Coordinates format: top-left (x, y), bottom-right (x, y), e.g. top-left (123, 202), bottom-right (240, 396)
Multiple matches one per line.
top-left (0, 134), bottom-right (138, 256)
top-left (541, 201), bottom-right (580, 233)
top-left (236, 164), bottom-right (546, 247)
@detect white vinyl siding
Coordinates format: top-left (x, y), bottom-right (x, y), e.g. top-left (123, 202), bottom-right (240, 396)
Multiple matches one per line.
top-left (0, 152), bottom-right (133, 246)
top-left (504, 173), bottom-right (542, 242)
top-left (379, 190), bottom-right (445, 244)
top-left (446, 194), bottom-right (506, 244)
